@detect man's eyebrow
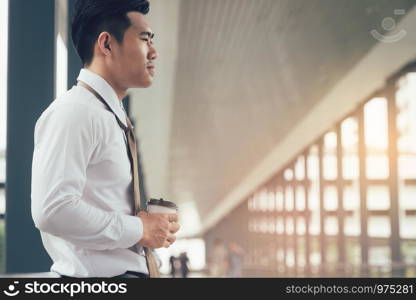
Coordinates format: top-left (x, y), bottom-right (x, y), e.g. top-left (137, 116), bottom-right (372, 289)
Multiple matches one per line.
top-left (139, 31), bottom-right (154, 39)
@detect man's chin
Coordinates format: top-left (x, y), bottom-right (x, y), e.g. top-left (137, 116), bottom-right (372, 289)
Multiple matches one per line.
top-left (143, 80), bottom-right (153, 88)
top-left (134, 79), bottom-right (153, 88)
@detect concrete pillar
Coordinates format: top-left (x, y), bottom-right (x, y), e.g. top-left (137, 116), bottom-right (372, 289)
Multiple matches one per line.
top-left (6, 0), bottom-right (55, 273)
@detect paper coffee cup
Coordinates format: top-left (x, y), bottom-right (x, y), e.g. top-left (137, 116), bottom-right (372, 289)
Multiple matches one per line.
top-left (135, 199), bottom-right (178, 256)
top-left (147, 198), bottom-right (178, 214)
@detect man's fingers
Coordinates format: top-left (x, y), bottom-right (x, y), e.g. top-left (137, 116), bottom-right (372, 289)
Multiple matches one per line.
top-left (166, 233), bottom-right (176, 244)
top-left (162, 233), bottom-right (176, 248)
top-left (169, 222), bottom-right (180, 234)
top-left (168, 214), bottom-right (178, 223)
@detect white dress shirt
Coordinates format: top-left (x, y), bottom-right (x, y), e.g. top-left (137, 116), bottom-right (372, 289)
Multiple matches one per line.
top-left (31, 69), bottom-right (149, 277)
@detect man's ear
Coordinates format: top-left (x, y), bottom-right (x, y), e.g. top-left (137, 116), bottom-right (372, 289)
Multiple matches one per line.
top-left (97, 32), bottom-right (112, 55)
top-left (105, 36), bottom-right (111, 51)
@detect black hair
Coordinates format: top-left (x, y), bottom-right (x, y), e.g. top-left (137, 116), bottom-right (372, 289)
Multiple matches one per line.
top-left (71, 0), bottom-right (150, 66)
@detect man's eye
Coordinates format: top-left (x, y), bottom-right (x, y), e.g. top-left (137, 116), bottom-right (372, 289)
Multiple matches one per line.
top-left (141, 38), bottom-right (153, 45)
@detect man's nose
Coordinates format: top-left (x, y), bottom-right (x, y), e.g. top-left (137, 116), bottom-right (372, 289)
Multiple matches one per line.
top-left (149, 44), bottom-right (158, 60)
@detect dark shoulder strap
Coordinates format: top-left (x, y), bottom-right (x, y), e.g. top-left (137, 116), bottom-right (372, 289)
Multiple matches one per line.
top-left (77, 80), bottom-right (128, 132)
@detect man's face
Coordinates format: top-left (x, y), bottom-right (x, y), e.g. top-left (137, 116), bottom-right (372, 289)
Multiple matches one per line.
top-left (110, 12), bottom-right (158, 89)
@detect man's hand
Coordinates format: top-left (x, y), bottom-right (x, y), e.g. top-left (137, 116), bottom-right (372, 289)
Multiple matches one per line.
top-left (137, 212), bottom-right (180, 249)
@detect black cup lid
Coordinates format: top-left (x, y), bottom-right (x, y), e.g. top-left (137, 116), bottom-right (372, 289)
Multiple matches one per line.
top-left (148, 198), bottom-right (178, 210)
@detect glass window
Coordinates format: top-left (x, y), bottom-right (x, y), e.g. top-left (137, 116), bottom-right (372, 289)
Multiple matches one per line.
top-left (342, 117), bottom-right (359, 180)
top-left (295, 156), bottom-right (305, 181)
top-left (343, 181), bottom-right (360, 210)
top-left (344, 183), bottom-right (361, 236)
top-left (259, 189), bottom-right (268, 212)
top-left (326, 237), bottom-right (338, 265)
top-left (297, 236), bottom-right (306, 267)
top-left (307, 146), bottom-right (319, 180)
top-left (368, 248), bottom-right (391, 276)
top-left (276, 248), bottom-right (285, 265)
top-left (344, 181), bottom-right (360, 213)
top-left (368, 216), bottom-right (390, 238)
top-left (324, 186), bottom-right (338, 211)
top-left (268, 216), bottom-right (275, 233)
top-left (310, 236), bottom-right (321, 266)
top-left (286, 248), bottom-right (295, 268)
top-left (254, 217), bottom-right (260, 233)
top-left (368, 245), bottom-right (391, 267)
top-left (260, 217), bottom-right (268, 233)
top-left (396, 72), bottom-right (416, 240)
top-left (325, 216), bottom-right (338, 236)
top-left (275, 186), bottom-right (284, 211)
top-left (267, 187), bottom-right (275, 211)
top-left (341, 117), bottom-right (361, 237)
top-left (295, 186), bottom-right (305, 211)
top-left (400, 213), bottom-right (416, 239)
top-left (323, 132), bottom-right (337, 180)
top-left (402, 240), bottom-right (416, 276)
top-left (308, 147), bottom-right (320, 235)
top-left (284, 168), bottom-right (293, 181)
top-left (275, 217), bottom-right (284, 234)
top-left (344, 213), bottom-right (361, 236)
top-left (285, 186), bottom-right (294, 211)
top-left (252, 194), bottom-right (259, 211)
top-left (346, 238), bottom-right (361, 267)
top-left (367, 185), bottom-right (390, 210)
top-left (364, 98), bottom-right (389, 179)
top-left (296, 218), bottom-right (306, 235)
top-left (286, 217), bottom-right (294, 235)
top-left (247, 196), bottom-right (254, 212)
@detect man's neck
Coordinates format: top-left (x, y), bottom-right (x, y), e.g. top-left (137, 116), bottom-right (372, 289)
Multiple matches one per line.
top-left (85, 65), bottom-right (126, 101)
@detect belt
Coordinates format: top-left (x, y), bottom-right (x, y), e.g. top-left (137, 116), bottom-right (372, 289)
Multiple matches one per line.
top-left (114, 271), bottom-right (150, 278)
top-left (60, 271), bottom-right (150, 279)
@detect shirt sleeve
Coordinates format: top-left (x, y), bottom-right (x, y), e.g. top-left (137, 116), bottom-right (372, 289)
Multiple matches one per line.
top-left (31, 103), bottom-right (142, 250)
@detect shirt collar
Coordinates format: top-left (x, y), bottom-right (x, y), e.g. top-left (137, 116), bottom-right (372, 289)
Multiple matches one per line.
top-left (77, 68), bottom-right (128, 127)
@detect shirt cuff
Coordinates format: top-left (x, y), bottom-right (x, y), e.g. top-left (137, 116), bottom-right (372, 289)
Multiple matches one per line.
top-left (117, 215), bottom-right (143, 249)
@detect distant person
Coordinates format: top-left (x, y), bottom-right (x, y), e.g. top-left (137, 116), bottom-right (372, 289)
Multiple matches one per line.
top-left (31, 0), bottom-right (180, 278)
top-left (209, 239), bottom-right (229, 277)
top-left (227, 242), bottom-right (244, 277)
top-left (169, 255), bottom-right (177, 278)
top-left (179, 252), bottom-right (190, 278)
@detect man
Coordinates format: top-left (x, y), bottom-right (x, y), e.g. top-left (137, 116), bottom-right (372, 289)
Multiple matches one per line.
top-left (31, 0), bottom-right (180, 278)
top-left (179, 252), bottom-right (190, 278)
